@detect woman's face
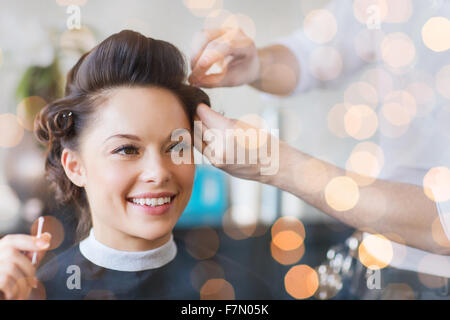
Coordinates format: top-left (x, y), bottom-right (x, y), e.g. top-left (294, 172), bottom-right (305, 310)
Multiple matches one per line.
top-left (66, 86), bottom-right (195, 250)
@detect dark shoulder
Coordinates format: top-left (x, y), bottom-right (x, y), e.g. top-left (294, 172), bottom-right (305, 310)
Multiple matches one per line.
top-left (172, 234), bottom-right (273, 300)
top-left (214, 252), bottom-right (273, 299)
top-left (36, 244), bottom-right (81, 282)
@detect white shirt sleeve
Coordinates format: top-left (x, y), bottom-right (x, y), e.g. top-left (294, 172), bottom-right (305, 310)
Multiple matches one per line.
top-left (270, 0), bottom-right (375, 95)
top-left (435, 199), bottom-right (450, 242)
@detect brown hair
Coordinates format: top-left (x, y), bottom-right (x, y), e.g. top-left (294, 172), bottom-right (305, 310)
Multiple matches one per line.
top-left (34, 30), bottom-right (210, 242)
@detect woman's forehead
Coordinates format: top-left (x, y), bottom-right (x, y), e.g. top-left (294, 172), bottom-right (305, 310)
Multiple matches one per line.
top-left (88, 86), bottom-right (191, 142)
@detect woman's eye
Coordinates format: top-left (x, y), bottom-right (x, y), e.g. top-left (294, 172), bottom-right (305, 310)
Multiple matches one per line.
top-left (114, 145), bottom-right (139, 155)
top-left (169, 142), bottom-right (189, 152)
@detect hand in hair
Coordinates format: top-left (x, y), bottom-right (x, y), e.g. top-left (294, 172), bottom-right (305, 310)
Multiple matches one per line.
top-left (188, 28), bottom-right (260, 88)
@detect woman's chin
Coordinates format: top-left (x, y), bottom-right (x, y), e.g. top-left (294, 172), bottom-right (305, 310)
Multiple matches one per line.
top-left (125, 223), bottom-right (175, 244)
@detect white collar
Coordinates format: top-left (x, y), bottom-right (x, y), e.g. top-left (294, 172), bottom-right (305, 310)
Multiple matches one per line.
top-left (79, 229), bottom-right (177, 272)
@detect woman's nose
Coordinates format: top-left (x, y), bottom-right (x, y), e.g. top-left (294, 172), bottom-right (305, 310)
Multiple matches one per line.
top-left (140, 155), bottom-right (173, 185)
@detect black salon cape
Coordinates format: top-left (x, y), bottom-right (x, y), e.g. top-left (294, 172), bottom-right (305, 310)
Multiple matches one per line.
top-left (35, 236), bottom-right (273, 300)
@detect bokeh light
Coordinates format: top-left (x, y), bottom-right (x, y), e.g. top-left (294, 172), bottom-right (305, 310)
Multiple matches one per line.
top-left (271, 241), bottom-right (305, 265)
top-left (23, 198), bottom-right (45, 223)
top-left (384, 0), bottom-right (413, 23)
top-left (16, 96), bottom-right (47, 131)
top-left (422, 16), bottom-right (450, 53)
top-left (358, 234), bottom-right (393, 269)
top-left (381, 32), bottom-right (416, 69)
top-left (284, 265), bottom-right (319, 299)
top-left (381, 283), bottom-right (415, 300)
top-left (303, 9), bottom-right (337, 44)
top-left (327, 103), bottom-right (352, 138)
top-left (222, 13), bottom-right (256, 42)
top-left (344, 104), bottom-right (378, 140)
top-left (381, 103), bottom-right (412, 126)
top-left (184, 0), bottom-right (222, 18)
top-left (222, 205), bottom-right (258, 240)
top-left (423, 166), bottom-right (450, 202)
top-left (200, 278), bottom-right (235, 300)
top-left (406, 82), bottom-right (436, 117)
top-left (345, 142), bottom-right (384, 186)
top-left (436, 65), bottom-right (450, 100)
top-left (344, 81), bottom-right (378, 109)
top-left (203, 9), bottom-right (232, 30)
top-left (273, 230), bottom-right (303, 251)
top-left (30, 215), bottom-right (65, 251)
top-left (270, 216), bottom-right (306, 265)
top-left (382, 90), bottom-right (417, 126)
top-left (361, 68), bottom-right (393, 100)
top-left (271, 216), bottom-right (305, 242)
top-left (309, 46), bottom-right (343, 81)
top-left (378, 110), bottom-right (410, 138)
top-left (0, 113), bottom-right (25, 148)
top-left (325, 176), bottom-right (359, 211)
top-left (293, 158), bottom-right (331, 194)
top-left (383, 232), bottom-right (407, 265)
top-left (184, 226), bottom-right (220, 260)
top-left (351, 141), bottom-right (385, 167)
top-left (346, 151), bottom-right (379, 186)
top-left (190, 260), bottom-right (225, 291)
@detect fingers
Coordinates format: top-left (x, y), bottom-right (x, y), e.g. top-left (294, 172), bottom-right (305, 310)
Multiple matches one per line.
top-left (0, 271), bottom-right (18, 300)
top-left (0, 233), bottom-right (52, 300)
top-left (196, 103), bottom-right (233, 131)
top-left (193, 113), bottom-right (209, 154)
top-left (24, 233), bottom-right (52, 266)
top-left (0, 233), bottom-right (50, 252)
top-left (0, 263), bottom-right (33, 300)
top-left (194, 105), bottom-right (237, 167)
top-left (0, 264), bottom-right (32, 300)
top-left (190, 32), bottom-right (236, 84)
top-left (190, 28), bottom-right (227, 68)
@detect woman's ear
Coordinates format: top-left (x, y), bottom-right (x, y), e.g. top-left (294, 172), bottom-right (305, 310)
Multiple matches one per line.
top-left (61, 148), bottom-right (86, 187)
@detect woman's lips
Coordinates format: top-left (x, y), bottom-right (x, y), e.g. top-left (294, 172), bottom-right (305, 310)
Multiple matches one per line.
top-left (127, 195), bottom-right (176, 216)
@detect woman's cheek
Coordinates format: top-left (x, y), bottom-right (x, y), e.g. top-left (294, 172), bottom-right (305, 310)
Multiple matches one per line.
top-left (178, 163), bottom-right (195, 201)
top-left (88, 159), bottom-right (134, 201)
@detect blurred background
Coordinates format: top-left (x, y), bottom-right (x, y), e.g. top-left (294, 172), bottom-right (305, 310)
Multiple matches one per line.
top-left (1, 0), bottom-right (433, 300)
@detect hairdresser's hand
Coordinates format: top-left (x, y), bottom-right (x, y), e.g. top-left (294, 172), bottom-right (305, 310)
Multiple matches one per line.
top-left (0, 233), bottom-right (51, 300)
top-left (194, 103), bottom-right (281, 183)
top-left (188, 27), bottom-right (260, 88)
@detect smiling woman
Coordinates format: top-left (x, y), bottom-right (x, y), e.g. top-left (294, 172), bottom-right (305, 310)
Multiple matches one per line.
top-left (0, 30), bottom-right (272, 300)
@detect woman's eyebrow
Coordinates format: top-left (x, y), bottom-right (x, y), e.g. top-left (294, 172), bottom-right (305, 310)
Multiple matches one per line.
top-left (104, 134), bottom-right (141, 143)
top-left (104, 129), bottom-right (190, 143)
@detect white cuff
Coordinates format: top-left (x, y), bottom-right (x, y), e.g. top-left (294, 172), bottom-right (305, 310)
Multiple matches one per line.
top-left (435, 199), bottom-right (450, 242)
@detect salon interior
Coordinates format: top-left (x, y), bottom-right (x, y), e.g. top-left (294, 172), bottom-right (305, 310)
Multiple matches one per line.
top-left (1, 0), bottom-right (449, 300)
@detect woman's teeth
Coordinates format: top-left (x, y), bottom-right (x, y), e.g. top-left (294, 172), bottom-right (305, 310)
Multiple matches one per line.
top-left (131, 197), bottom-right (172, 207)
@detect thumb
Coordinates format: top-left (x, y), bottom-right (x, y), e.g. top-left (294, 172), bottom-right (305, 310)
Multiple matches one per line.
top-left (196, 103), bottom-right (231, 131)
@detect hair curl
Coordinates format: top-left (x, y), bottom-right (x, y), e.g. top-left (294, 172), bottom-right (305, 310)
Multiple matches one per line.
top-left (34, 30), bottom-right (210, 241)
